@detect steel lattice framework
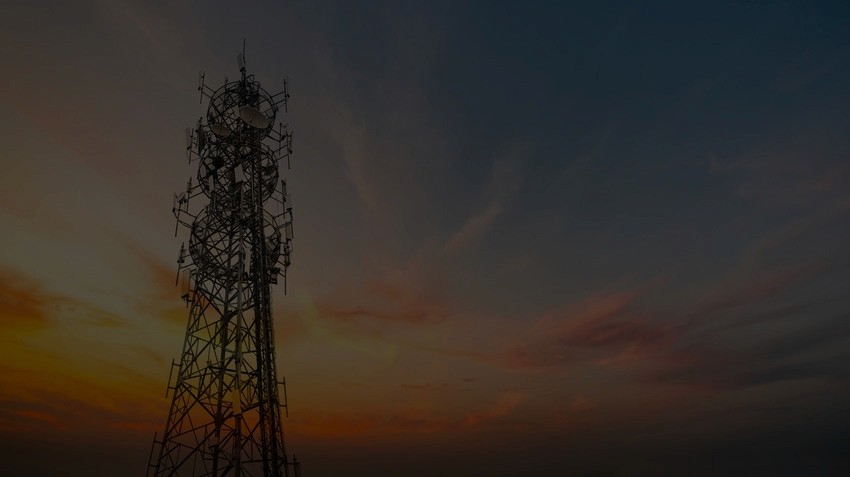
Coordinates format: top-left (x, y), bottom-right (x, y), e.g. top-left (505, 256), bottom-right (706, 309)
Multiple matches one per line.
top-left (148, 52), bottom-right (300, 477)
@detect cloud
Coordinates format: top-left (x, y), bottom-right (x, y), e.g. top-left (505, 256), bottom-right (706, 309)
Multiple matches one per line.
top-left (290, 409), bottom-right (451, 438)
top-left (442, 200), bottom-right (503, 254)
top-left (483, 287), bottom-right (662, 371)
top-left (0, 266), bottom-right (123, 329)
top-left (443, 146), bottom-right (527, 255)
top-left (489, 343), bottom-right (576, 371)
top-left (400, 383), bottom-right (450, 391)
top-left (335, 109), bottom-right (382, 213)
top-left (315, 260), bottom-right (449, 327)
top-left (111, 232), bottom-right (176, 300)
top-left (709, 132), bottom-right (850, 210)
top-left (290, 390), bottom-right (529, 440)
top-left (681, 262), bottom-right (829, 330)
top-left (0, 383), bottom-right (159, 436)
top-left (473, 260), bottom-right (846, 391)
top-left (0, 268), bottom-right (53, 328)
top-left (534, 288), bottom-right (671, 354)
top-left (646, 264), bottom-right (850, 390)
top-left (563, 314), bottom-right (670, 350)
top-left (316, 283), bottom-right (448, 327)
top-left (461, 390), bottom-right (528, 427)
top-left (570, 395), bottom-right (596, 413)
top-left (107, 231), bottom-right (190, 325)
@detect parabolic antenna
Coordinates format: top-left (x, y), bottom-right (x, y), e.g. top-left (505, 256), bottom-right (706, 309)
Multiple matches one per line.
top-left (210, 123), bottom-right (232, 137)
top-left (239, 105), bottom-right (270, 129)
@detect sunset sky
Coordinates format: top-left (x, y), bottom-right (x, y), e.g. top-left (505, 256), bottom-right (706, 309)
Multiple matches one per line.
top-left (2, 1), bottom-right (850, 475)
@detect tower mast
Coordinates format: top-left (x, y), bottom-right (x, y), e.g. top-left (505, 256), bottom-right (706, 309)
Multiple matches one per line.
top-left (148, 49), bottom-right (299, 477)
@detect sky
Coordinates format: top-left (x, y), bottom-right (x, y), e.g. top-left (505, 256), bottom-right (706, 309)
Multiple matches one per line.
top-left (1, 0), bottom-right (850, 475)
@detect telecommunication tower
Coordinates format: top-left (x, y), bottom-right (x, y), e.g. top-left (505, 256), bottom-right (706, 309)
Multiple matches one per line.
top-left (147, 47), bottom-right (300, 476)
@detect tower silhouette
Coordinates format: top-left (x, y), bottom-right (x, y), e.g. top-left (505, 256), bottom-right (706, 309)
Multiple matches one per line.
top-left (148, 48), bottom-right (300, 476)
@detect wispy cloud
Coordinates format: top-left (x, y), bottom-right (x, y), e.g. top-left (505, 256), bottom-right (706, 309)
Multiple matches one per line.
top-left (316, 275), bottom-right (448, 326)
top-left (107, 231), bottom-right (189, 325)
top-left (0, 266), bottom-right (123, 329)
top-left (334, 108), bottom-right (382, 214)
top-left (709, 132), bottom-right (850, 209)
top-left (461, 390), bottom-right (528, 427)
top-left (0, 380), bottom-right (160, 436)
top-left (443, 200), bottom-right (503, 254)
top-left (289, 389), bottom-right (529, 439)
top-left (0, 268), bottom-right (53, 328)
top-left (681, 262), bottom-right (829, 330)
top-left (481, 286), bottom-right (661, 371)
top-left (646, 264), bottom-right (850, 390)
top-left (471, 261), bottom-right (846, 389)
top-left (443, 147), bottom-right (526, 254)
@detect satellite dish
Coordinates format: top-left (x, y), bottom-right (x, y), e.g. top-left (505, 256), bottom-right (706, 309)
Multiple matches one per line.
top-left (210, 123), bottom-right (232, 137)
top-left (239, 106), bottom-right (270, 129)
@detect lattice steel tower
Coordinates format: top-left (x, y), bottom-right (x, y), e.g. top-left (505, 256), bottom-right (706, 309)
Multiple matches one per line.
top-left (148, 49), bottom-right (300, 477)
